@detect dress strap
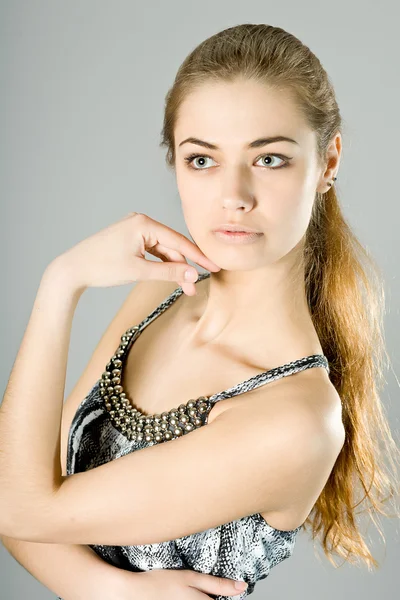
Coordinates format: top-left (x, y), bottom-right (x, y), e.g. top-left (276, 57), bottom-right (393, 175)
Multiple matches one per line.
top-left (207, 353), bottom-right (329, 403)
top-left (134, 271), bottom-right (212, 333)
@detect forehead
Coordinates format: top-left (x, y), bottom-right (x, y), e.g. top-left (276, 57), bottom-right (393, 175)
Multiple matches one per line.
top-left (174, 79), bottom-right (313, 149)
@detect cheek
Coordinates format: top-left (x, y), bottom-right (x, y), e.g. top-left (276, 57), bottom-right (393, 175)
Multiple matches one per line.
top-left (272, 192), bottom-right (314, 256)
top-left (180, 197), bottom-right (203, 228)
top-left (180, 197), bottom-right (211, 249)
top-left (271, 166), bottom-right (315, 228)
top-left (179, 177), bottom-right (213, 226)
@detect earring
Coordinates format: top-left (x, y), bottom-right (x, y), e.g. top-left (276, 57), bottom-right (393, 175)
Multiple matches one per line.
top-left (326, 176), bottom-right (337, 188)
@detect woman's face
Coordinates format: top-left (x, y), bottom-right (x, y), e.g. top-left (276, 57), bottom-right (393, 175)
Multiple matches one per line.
top-left (173, 79), bottom-right (330, 271)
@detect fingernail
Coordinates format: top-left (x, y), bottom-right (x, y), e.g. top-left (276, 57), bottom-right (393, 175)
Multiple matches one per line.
top-left (234, 581), bottom-right (248, 590)
top-left (184, 269), bottom-right (198, 282)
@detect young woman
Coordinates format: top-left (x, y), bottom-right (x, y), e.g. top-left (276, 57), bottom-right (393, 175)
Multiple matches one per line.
top-left (1, 23), bottom-right (399, 600)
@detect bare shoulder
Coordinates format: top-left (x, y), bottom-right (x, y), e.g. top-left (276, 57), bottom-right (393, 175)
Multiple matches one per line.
top-left (271, 367), bottom-right (345, 443)
top-left (247, 370), bottom-right (345, 529)
top-left (121, 278), bottom-right (181, 324)
top-left (298, 368), bottom-right (344, 442)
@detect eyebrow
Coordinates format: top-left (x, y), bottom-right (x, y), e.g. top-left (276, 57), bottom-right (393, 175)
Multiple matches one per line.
top-left (178, 135), bottom-right (299, 150)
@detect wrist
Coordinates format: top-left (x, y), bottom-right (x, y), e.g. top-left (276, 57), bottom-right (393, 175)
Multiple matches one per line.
top-left (85, 560), bottom-right (129, 600)
top-left (94, 565), bottom-right (142, 599)
top-left (42, 256), bottom-right (87, 298)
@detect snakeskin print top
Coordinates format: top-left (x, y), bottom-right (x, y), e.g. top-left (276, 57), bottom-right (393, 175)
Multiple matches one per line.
top-left (60, 271), bottom-right (330, 600)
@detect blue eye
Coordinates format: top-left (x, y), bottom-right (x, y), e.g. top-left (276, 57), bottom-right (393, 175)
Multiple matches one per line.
top-left (184, 154), bottom-right (215, 170)
top-left (183, 153), bottom-right (291, 170)
top-left (255, 154), bottom-right (289, 169)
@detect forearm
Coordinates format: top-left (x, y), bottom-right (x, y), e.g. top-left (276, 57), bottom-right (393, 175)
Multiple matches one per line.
top-left (1, 534), bottom-right (121, 600)
top-left (0, 259), bottom-right (85, 535)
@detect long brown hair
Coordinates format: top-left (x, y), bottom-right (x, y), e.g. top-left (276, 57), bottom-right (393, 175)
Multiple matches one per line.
top-left (159, 23), bottom-right (400, 570)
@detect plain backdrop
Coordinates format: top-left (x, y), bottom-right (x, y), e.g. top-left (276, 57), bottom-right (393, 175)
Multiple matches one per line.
top-left (1, 1), bottom-right (399, 598)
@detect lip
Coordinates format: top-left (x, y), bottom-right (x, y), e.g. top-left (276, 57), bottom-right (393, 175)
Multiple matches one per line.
top-left (213, 224), bottom-right (262, 233)
top-left (213, 230), bottom-right (263, 244)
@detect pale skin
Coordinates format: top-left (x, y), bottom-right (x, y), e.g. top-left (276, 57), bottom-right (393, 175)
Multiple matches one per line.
top-left (0, 79), bottom-right (344, 568)
top-left (175, 78), bottom-right (342, 353)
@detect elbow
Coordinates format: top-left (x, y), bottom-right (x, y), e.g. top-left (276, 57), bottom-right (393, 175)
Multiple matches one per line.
top-left (0, 497), bottom-right (20, 538)
top-left (0, 497), bottom-right (53, 542)
top-left (0, 513), bottom-right (48, 543)
top-left (0, 512), bottom-right (26, 540)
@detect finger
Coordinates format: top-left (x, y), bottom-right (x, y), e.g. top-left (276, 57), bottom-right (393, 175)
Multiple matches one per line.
top-left (137, 214), bottom-right (221, 273)
top-left (145, 246), bottom-right (197, 296)
top-left (134, 257), bottom-right (200, 294)
top-left (147, 244), bottom-right (188, 265)
top-left (188, 572), bottom-right (248, 598)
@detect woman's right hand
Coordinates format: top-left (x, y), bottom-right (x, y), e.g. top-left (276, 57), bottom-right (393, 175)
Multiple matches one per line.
top-left (116, 567), bottom-right (248, 599)
top-left (51, 211), bottom-right (221, 297)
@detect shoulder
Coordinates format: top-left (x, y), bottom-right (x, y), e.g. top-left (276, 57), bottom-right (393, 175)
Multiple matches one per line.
top-left (255, 368), bottom-right (345, 446)
top-left (122, 278), bottom-right (181, 321)
top-left (294, 368), bottom-right (344, 439)
top-left (240, 371), bottom-right (345, 528)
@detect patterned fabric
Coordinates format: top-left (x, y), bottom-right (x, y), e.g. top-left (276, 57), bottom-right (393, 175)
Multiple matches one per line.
top-left (59, 271), bottom-right (330, 599)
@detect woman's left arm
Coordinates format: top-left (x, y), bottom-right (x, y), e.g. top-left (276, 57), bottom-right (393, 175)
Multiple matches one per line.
top-left (0, 259), bottom-right (85, 535)
top-left (0, 260), bottom-right (344, 545)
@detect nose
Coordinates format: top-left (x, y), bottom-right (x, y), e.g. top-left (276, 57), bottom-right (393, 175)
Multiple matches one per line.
top-left (220, 168), bottom-right (256, 211)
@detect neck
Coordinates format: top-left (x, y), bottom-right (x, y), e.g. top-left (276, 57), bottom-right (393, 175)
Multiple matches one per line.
top-left (183, 253), bottom-right (323, 364)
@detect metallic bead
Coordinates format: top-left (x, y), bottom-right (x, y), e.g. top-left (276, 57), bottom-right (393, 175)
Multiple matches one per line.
top-left (100, 323), bottom-right (213, 444)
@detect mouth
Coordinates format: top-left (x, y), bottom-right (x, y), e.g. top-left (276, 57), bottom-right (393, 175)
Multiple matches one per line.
top-left (213, 225), bottom-right (262, 234)
top-left (213, 230), bottom-right (264, 243)
top-left (215, 230), bottom-right (261, 236)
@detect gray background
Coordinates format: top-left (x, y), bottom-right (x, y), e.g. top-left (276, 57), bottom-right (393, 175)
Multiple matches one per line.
top-left (1, 0), bottom-right (399, 598)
